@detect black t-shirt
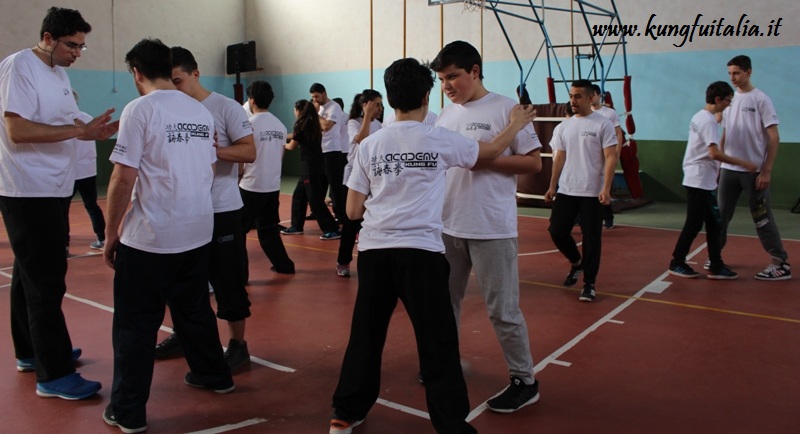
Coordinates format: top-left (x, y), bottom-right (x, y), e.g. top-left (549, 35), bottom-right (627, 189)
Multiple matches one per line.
top-left (293, 126), bottom-right (323, 162)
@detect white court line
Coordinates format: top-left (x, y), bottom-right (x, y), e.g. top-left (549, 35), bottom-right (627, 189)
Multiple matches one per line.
top-left (185, 418), bottom-right (268, 434)
top-left (62, 294), bottom-right (297, 373)
top-left (376, 398), bottom-right (430, 419)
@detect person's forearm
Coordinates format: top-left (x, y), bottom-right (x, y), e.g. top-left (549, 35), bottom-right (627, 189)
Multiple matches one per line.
top-left (472, 153), bottom-right (541, 175)
top-left (5, 115), bottom-right (84, 144)
top-left (105, 167), bottom-right (135, 241)
top-left (216, 136), bottom-right (256, 163)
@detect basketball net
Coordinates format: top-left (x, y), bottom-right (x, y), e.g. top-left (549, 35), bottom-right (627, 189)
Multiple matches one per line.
top-left (463, 0), bottom-right (486, 13)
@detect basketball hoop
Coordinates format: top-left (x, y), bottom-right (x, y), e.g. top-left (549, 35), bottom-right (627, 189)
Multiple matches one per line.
top-left (463, 0), bottom-right (486, 13)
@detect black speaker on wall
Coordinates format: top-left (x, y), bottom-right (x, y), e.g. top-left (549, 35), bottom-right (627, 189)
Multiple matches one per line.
top-left (226, 41), bottom-right (257, 75)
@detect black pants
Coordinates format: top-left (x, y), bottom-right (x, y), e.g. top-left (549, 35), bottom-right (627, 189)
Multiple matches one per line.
top-left (65, 176), bottom-right (106, 243)
top-left (240, 188), bottom-right (295, 279)
top-left (208, 209), bottom-right (251, 321)
top-left (337, 187), bottom-right (362, 265)
top-left (110, 243), bottom-right (231, 428)
top-left (0, 196), bottom-right (75, 383)
top-left (290, 159), bottom-right (338, 233)
top-left (324, 151), bottom-right (347, 221)
top-left (332, 249), bottom-right (476, 434)
top-left (549, 193), bottom-right (604, 285)
top-left (671, 187), bottom-right (723, 270)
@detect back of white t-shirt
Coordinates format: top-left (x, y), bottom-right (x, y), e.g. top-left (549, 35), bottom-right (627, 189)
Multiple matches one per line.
top-left (550, 112), bottom-right (617, 197)
top-left (437, 92), bottom-right (541, 239)
top-left (721, 88), bottom-right (779, 172)
top-left (682, 110), bottom-right (721, 190)
top-left (593, 105), bottom-right (621, 128)
top-left (347, 121), bottom-right (478, 253)
top-left (382, 110), bottom-right (438, 127)
top-left (111, 90), bottom-right (217, 254)
top-left (240, 111), bottom-right (286, 193)
top-left (0, 49), bottom-right (78, 197)
top-left (319, 100), bottom-right (344, 153)
top-left (202, 92), bottom-right (254, 213)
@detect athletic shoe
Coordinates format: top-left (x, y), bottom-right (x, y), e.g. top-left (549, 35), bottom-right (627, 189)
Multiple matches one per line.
top-left (579, 284), bottom-right (596, 302)
top-left (280, 226), bottom-right (304, 235)
top-left (703, 260), bottom-right (711, 270)
top-left (668, 263), bottom-right (700, 278)
top-left (707, 265), bottom-right (738, 280)
top-left (270, 265), bottom-right (296, 274)
top-left (90, 239), bottom-right (105, 250)
top-left (17, 348), bottom-right (82, 372)
top-left (36, 372), bottom-right (101, 400)
top-left (103, 404), bottom-right (147, 433)
top-left (184, 372), bottom-right (235, 394)
top-left (320, 231), bottom-right (342, 240)
top-left (754, 263), bottom-right (792, 281)
top-left (336, 263), bottom-right (350, 277)
top-left (563, 263), bottom-right (583, 286)
top-left (603, 219), bottom-right (614, 229)
top-left (224, 339), bottom-right (251, 371)
top-left (486, 377), bottom-right (540, 413)
top-left (154, 333), bottom-right (182, 359)
top-left (330, 416), bottom-right (364, 434)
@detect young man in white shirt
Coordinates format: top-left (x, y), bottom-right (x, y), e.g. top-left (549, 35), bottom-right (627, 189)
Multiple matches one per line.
top-left (591, 84), bottom-right (625, 229)
top-left (430, 40), bottom-right (543, 414)
top-left (310, 82), bottom-right (347, 231)
top-left (152, 46), bottom-right (257, 370)
top-left (330, 57), bottom-right (534, 434)
top-left (0, 7), bottom-right (117, 400)
top-left (669, 81), bottom-right (758, 279)
top-left (545, 79), bottom-right (618, 302)
top-left (240, 80), bottom-right (295, 276)
top-left (103, 38), bottom-right (233, 434)
top-left (718, 55), bottom-right (790, 280)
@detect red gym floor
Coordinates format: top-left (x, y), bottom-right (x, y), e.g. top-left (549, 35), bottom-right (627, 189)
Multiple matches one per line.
top-left (1, 195), bottom-right (798, 433)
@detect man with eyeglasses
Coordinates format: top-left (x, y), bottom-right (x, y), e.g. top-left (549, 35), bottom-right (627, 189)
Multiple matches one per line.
top-left (0, 7), bottom-right (117, 400)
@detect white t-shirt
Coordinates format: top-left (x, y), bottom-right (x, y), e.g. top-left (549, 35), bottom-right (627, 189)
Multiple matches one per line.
top-left (550, 112), bottom-right (618, 197)
top-left (111, 89), bottom-right (217, 254)
top-left (0, 49), bottom-right (78, 197)
top-left (240, 111), bottom-right (286, 193)
top-left (201, 92), bottom-right (254, 213)
top-left (383, 110), bottom-right (438, 127)
top-left (593, 105), bottom-right (621, 128)
top-left (682, 109), bottom-right (721, 191)
top-left (344, 117), bottom-right (381, 185)
top-left (347, 121), bottom-right (479, 253)
top-left (319, 99), bottom-right (344, 153)
top-left (436, 92), bottom-right (541, 239)
top-left (338, 110), bottom-right (350, 153)
top-left (242, 99), bottom-right (252, 116)
top-left (721, 88), bottom-right (779, 172)
top-left (73, 112), bottom-right (97, 180)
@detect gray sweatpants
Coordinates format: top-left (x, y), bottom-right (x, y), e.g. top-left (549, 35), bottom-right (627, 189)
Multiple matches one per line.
top-left (718, 169), bottom-right (788, 263)
top-left (443, 234), bottom-right (535, 384)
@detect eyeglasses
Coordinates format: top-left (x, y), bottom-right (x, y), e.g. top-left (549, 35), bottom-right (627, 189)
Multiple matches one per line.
top-left (58, 39), bottom-right (87, 53)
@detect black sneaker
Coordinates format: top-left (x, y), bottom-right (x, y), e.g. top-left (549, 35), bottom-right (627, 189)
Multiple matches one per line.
top-left (707, 264), bottom-right (738, 280)
top-left (224, 339), bottom-right (251, 371)
top-left (754, 263), bottom-right (792, 281)
top-left (486, 377), bottom-right (540, 413)
top-left (668, 263), bottom-right (700, 278)
top-left (563, 263), bottom-right (583, 286)
top-left (154, 333), bottom-right (182, 359)
top-left (103, 404), bottom-right (147, 433)
top-left (579, 284), bottom-right (596, 302)
top-left (184, 372), bottom-right (235, 394)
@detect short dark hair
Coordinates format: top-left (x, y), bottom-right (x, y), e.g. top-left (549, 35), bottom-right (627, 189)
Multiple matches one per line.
top-left (706, 81), bottom-right (734, 104)
top-left (384, 58), bottom-right (433, 112)
top-left (332, 97), bottom-right (345, 110)
top-left (40, 7), bottom-right (92, 40)
top-left (247, 80), bottom-right (274, 110)
top-left (171, 46), bottom-right (198, 73)
top-left (727, 55), bottom-right (752, 71)
top-left (591, 84), bottom-right (602, 96)
top-left (125, 38), bottom-right (172, 81)
top-left (309, 83), bottom-right (326, 94)
top-left (429, 40), bottom-right (483, 80)
top-left (571, 79), bottom-right (594, 95)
